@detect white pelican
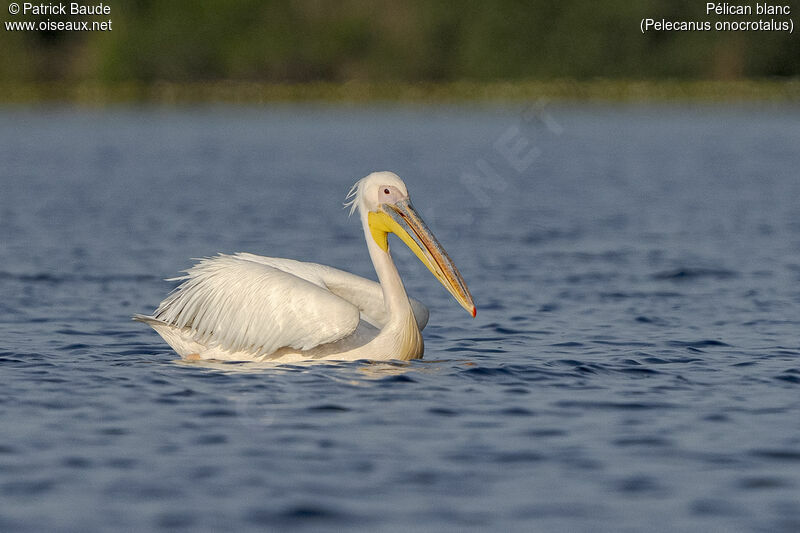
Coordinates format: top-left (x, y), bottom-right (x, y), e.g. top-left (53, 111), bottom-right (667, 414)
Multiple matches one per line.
top-left (135, 171), bottom-right (475, 362)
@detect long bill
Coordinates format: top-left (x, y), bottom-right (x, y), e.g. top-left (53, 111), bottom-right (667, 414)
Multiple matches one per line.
top-left (368, 199), bottom-right (476, 317)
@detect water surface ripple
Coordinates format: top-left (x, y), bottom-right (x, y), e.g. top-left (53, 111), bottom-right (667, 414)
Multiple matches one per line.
top-left (0, 105), bottom-right (799, 532)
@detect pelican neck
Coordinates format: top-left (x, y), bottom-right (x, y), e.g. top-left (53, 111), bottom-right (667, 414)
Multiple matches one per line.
top-left (361, 213), bottom-right (414, 321)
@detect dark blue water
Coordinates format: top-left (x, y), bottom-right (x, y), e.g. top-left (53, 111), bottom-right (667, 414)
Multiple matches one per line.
top-left (1, 104), bottom-right (799, 532)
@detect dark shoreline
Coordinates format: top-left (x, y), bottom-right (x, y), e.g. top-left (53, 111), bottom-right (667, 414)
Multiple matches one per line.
top-left (2, 79), bottom-right (798, 105)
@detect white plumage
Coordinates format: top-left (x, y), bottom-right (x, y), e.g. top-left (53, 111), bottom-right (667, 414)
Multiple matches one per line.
top-left (135, 172), bottom-right (474, 362)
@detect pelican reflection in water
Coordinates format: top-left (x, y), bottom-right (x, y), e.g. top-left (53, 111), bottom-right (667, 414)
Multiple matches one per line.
top-left (135, 172), bottom-right (475, 362)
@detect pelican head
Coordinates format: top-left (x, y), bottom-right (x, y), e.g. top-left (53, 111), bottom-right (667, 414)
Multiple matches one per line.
top-left (347, 171), bottom-right (476, 317)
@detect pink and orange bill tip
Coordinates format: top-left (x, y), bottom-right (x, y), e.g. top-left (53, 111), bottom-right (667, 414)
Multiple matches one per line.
top-left (471, 306), bottom-right (477, 318)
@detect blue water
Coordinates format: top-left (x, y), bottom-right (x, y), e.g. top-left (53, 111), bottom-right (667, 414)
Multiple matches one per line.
top-left (1, 104), bottom-right (799, 532)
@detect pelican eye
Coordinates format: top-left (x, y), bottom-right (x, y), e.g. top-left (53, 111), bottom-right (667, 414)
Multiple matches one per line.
top-left (383, 188), bottom-right (390, 194)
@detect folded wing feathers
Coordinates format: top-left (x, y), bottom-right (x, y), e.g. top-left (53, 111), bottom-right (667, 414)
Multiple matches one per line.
top-left (153, 254), bottom-right (361, 356)
top-left (239, 253), bottom-right (430, 331)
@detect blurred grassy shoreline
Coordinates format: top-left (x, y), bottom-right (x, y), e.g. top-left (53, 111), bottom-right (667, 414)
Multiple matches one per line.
top-left (1, 79), bottom-right (798, 105)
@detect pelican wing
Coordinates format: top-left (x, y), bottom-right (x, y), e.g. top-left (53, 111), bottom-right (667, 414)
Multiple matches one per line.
top-left (234, 253), bottom-right (429, 330)
top-left (153, 254), bottom-right (361, 356)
